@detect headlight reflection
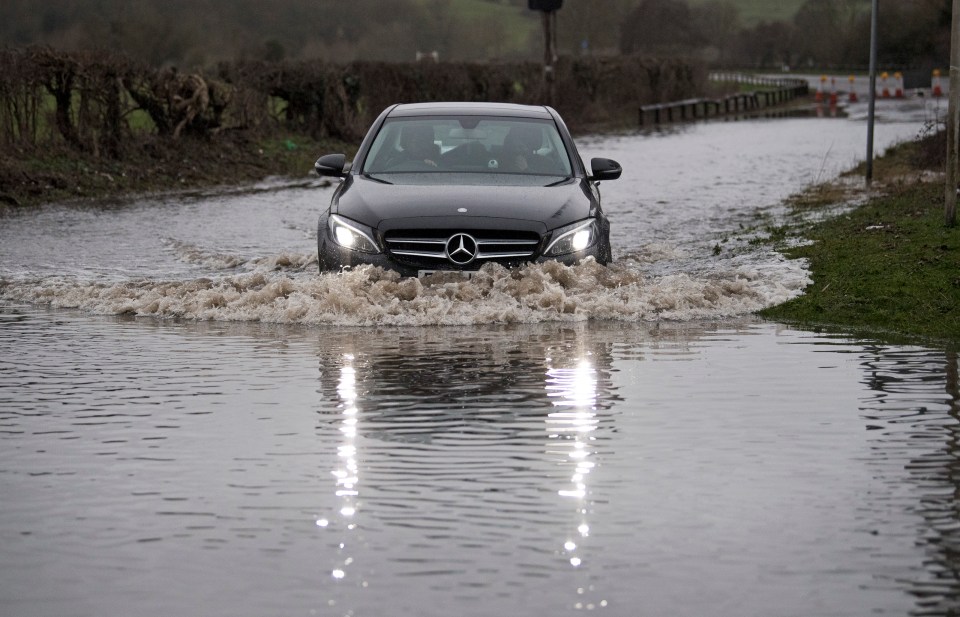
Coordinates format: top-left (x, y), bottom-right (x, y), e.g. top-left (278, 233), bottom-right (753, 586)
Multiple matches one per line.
top-left (316, 353), bottom-right (362, 585)
top-left (545, 358), bottom-right (598, 567)
top-left (545, 353), bottom-right (610, 610)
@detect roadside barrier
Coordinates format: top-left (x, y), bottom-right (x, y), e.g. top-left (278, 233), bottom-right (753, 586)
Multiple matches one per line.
top-left (638, 73), bottom-right (809, 127)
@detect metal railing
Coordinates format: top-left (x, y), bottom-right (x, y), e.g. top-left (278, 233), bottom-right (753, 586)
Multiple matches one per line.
top-left (638, 74), bottom-right (810, 126)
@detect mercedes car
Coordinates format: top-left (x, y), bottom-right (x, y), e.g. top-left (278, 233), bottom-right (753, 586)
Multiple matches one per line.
top-left (313, 102), bottom-right (621, 277)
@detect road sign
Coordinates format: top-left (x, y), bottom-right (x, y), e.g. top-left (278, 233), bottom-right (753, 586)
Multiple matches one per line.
top-left (529, 0), bottom-right (562, 11)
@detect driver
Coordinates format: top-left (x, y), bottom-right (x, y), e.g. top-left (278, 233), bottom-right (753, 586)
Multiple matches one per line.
top-left (502, 125), bottom-right (543, 172)
top-left (399, 124), bottom-right (439, 167)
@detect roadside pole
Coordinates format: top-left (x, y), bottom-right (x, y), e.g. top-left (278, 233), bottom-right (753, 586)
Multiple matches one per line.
top-left (866, 0), bottom-right (878, 186)
top-left (946, 0), bottom-right (959, 227)
top-left (541, 9), bottom-right (556, 104)
top-left (528, 0), bottom-right (562, 106)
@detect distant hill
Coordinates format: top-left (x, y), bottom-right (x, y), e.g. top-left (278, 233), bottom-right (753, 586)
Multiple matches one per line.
top-left (0, 0), bottom-right (889, 65)
top-left (441, 0), bottom-right (843, 55)
top-left (442, 0), bottom-right (840, 57)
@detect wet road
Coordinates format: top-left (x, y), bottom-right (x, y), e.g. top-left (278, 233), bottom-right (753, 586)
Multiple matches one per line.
top-left (2, 99), bottom-right (959, 616)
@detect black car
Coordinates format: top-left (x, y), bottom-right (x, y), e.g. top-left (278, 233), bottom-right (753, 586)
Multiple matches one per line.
top-left (313, 102), bottom-right (621, 277)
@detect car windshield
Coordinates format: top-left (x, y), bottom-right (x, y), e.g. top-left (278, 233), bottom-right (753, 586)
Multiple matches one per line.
top-left (362, 116), bottom-right (573, 177)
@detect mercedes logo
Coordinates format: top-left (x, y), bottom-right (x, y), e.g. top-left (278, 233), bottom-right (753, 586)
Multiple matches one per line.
top-left (445, 233), bottom-right (478, 266)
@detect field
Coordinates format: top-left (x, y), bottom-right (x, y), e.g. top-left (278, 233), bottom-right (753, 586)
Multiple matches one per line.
top-left (417, 0), bottom-right (537, 56)
top-left (685, 0), bottom-right (852, 26)
top-left (441, 0), bottom-right (837, 40)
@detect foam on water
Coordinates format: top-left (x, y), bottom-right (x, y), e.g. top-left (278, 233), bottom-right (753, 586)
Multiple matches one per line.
top-left (0, 253), bottom-right (810, 326)
top-left (165, 238), bottom-right (248, 270)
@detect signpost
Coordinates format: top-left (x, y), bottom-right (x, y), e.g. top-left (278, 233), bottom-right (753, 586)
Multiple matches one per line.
top-left (528, 0), bottom-right (562, 104)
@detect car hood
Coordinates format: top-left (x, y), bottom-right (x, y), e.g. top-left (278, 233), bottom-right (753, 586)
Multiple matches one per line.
top-left (335, 174), bottom-right (593, 232)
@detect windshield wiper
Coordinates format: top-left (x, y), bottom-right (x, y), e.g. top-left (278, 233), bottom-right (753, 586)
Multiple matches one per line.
top-left (364, 174), bottom-right (394, 185)
top-left (544, 177), bottom-right (573, 187)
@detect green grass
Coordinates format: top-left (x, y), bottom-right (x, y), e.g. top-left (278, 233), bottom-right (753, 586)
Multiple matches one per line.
top-left (440, 0), bottom-right (526, 22)
top-left (687, 0), bottom-right (838, 26)
top-left (416, 0), bottom-right (535, 54)
top-left (0, 132), bottom-right (355, 207)
top-left (24, 91), bottom-right (158, 139)
top-left (759, 181), bottom-right (960, 342)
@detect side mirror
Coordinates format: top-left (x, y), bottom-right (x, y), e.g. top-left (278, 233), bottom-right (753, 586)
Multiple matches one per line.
top-left (315, 153), bottom-right (348, 178)
top-left (589, 157), bottom-right (622, 182)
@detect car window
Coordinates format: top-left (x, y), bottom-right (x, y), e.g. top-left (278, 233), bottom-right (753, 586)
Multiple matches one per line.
top-left (363, 117), bottom-right (573, 177)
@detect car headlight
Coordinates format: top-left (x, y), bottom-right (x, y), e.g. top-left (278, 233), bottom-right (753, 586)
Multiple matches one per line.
top-left (328, 214), bottom-right (380, 253)
top-left (544, 219), bottom-right (597, 256)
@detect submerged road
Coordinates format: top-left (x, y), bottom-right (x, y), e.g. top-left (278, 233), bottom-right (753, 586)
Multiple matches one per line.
top-left (2, 97), bottom-right (958, 616)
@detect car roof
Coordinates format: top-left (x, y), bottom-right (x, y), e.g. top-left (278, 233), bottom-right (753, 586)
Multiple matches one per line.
top-left (387, 102), bottom-right (554, 119)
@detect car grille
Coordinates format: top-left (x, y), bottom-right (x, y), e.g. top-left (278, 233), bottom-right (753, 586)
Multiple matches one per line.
top-left (384, 229), bottom-right (541, 268)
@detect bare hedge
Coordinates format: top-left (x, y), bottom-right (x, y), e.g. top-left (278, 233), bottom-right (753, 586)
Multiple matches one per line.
top-left (0, 47), bottom-right (706, 157)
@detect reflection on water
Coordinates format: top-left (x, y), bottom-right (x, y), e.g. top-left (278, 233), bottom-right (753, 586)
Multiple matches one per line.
top-left (309, 324), bottom-right (623, 614)
top-left (7, 308), bottom-right (956, 615)
top-left (857, 347), bottom-right (960, 615)
top-left (2, 305), bottom-right (960, 615)
top-left (547, 355), bottom-right (598, 562)
top-left (325, 355), bottom-right (361, 584)
top-left (546, 354), bottom-right (605, 609)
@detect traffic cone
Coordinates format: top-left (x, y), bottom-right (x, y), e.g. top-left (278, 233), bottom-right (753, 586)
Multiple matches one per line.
top-left (881, 72), bottom-right (890, 98)
top-left (829, 77), bottom-right (838, 106)
top-left (815, 75), bottom-right (826, 103)
top-left (848, 75), bottom-right (858, 102)
top-left (894, 72), bottom-right (904, 98)
top-left (933, 69), bottom-right (943, 97)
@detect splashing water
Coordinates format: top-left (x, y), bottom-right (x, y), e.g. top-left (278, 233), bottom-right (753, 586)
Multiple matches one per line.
top-left (0, 254), bottom-right (811, 325)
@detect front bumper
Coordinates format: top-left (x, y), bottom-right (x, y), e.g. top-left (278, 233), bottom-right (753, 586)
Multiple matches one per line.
top-left (318, 238), bottom-right (609, 277)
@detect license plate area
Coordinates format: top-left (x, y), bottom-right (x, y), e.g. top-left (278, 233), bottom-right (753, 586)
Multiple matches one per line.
top-left (417, 269), bottom-right (477, 280)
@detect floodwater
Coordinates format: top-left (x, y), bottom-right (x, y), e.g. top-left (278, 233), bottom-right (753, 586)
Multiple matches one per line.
top-left (2, 98), bottom-right (959, 616)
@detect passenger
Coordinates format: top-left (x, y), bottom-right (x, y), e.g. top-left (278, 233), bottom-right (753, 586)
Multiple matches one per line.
top-left (502, 125), bottom-right (545, 173)
top-left (399, 124), bottom-right (440, 167)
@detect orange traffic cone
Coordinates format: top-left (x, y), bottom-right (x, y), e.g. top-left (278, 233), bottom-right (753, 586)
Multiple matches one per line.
top-left (933, 69), bottom-right (943, 97)
top-left (881, 72), bottom-right (890, 98)
top-left (894, 71), bottom-right (904, 98)
top-left (829, 77), bottom-right (838, 106)
top-left (848, 75), bottom-right (858, 102)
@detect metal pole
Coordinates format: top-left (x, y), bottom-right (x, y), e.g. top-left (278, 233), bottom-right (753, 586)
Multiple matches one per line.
top-left (541, 10), bottom-right (556, 105)
top-left (946, 0), bottom-right (960, 227)
top-left (866, 0), bottom-right (878, 185)
top-left (541, 10), bottom-right (552, 67)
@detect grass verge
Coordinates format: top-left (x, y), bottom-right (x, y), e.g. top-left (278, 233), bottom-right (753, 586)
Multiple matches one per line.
top-left (759, 136), bottom-right (960, 344)
top-left (0, 132), bottom-right (354, 207)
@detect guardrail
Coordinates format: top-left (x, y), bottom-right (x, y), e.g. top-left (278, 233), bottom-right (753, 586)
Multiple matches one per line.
top-left (708, 72), bottom-right (803, 87)
top-left (639, 74), bottom-right (810, 127)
